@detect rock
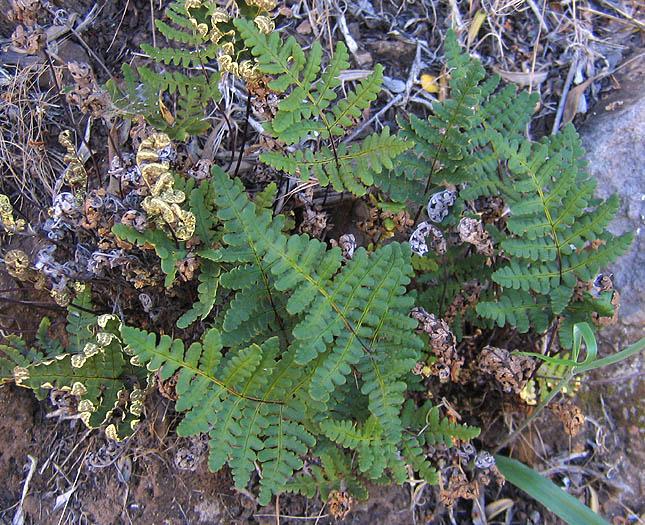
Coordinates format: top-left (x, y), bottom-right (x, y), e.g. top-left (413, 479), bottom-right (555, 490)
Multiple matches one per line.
top-left (579, 55), bottom-right (645, 327)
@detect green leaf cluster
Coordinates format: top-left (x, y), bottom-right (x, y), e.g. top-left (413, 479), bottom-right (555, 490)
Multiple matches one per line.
top-left (114, 166), bottom-right (482, 504)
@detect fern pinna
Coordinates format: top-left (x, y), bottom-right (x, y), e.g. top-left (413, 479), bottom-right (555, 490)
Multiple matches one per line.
top-left (234, 19), bottom-right (410, 197)
top-left (118, 166), bottom-right (479, 503)
top-left (397, 31), bottom-right (631, 345)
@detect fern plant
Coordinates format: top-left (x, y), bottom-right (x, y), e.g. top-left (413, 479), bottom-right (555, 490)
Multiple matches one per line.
top-left (1, 288), bottom-right (148, 440)
top-left (397, 30), bottom-right (631, 346)
top-left (115, 165), bottom-right (480, 504)
top-left (106, 2), bottom-right (221, 140)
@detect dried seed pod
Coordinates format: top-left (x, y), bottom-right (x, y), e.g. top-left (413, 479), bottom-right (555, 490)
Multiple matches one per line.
top-left (409, 221), bottom-right (446, 256)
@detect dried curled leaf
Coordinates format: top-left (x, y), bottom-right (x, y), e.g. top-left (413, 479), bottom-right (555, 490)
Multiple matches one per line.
top-left (59, 131), bottom-right (88, 193)
top-left (247, 0), bottom-right (278, 11)
top-left (411, 307), bottom-right (462, 381)
top-left (135, 133), bottom-right (195, 240)
top-left (5, 249), bottom-right (34, 280)
top-left (330, 233), bottom-right (357, 260)
top-left (176, 253), bottom-right (200, 282)
top-left (11, 24), bottom-right (45, 53)
top-left (0, 194), bottom-right (26, 234)
top-left (65, 62), bottom-right (109, 117)
top-left (298, 207), bottom-right (327, 238)
top-left (458, 217), bottom-right (494, 256)
top-left (253, 15), bottom-right (275, 34)
top-left (9, 0), bottom-right (41, 26)
top-left (551, 400), bottom-right (585, 436)
top-left (478, 346), bottom-right (535, 394)
top-left (427, 189), bottom-right (457, 223)
top-left (328, 490), bottom-right (352, 520)
top-left (444, 279), bottom-right (483, 324)
top-left (409, 221), bottom-right (446, 256)
top-left (440, 469), bottom-right (476, 506)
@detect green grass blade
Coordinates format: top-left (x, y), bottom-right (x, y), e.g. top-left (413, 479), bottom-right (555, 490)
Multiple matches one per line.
top-left (575, 336), bottom-right (645, 373)
top-left (495, 455), bottom-right (610, 525)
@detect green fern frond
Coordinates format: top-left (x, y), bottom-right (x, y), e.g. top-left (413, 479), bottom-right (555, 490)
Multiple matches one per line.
top-left (476, 290), bottom-right (549, 333)
top-left (66, 287), bottom-right (95, 353)
top-left (401, 435), bottom-right (439, 484)
top-left (105, 2), bottom-right (221, 140)
top-left (235, 18), bottom-right (409, 196)
top-left (262, 127), bottom-right (409, 197)
top-left (421, 405), bottom-right (481, 446)
top-left (141, 42), bottom-right (220, 67)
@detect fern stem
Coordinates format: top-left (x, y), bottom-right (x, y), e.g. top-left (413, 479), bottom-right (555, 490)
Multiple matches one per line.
top-left (233, 91), bottom-right (252, 179)
top-left (190, 26), bottom-right (236, 170)
top-left (0, 296), bottom-right (65, 312)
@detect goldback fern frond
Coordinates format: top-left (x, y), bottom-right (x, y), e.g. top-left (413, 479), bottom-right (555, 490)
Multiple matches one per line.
top-left (397, 30), bottom-right (630, 346)
top-left (113, 166), bottom-right (476, 504)
top-left (234, 18), bottom-right (411, 196)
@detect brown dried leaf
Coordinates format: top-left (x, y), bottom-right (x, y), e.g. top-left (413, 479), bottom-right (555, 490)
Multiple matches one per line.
top-left (562, 77), bottom-right (594, 126)
top-left (492, 66), bottom-right (548, 87)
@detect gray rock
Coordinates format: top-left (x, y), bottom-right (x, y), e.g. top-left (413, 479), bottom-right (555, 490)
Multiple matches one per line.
top-left (579, 56), bottom-right (645, 327)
